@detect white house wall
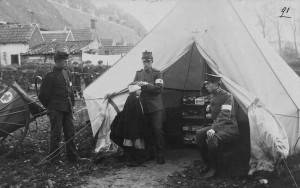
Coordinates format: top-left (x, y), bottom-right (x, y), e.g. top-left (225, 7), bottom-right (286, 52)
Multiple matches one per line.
top-left (0, 43), bottom-right (29, 66)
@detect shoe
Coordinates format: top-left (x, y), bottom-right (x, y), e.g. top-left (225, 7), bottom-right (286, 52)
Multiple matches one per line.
top-left (156, 155), bottom-right (165, 164)
top-left (199, 168), bottom-right (216, 179)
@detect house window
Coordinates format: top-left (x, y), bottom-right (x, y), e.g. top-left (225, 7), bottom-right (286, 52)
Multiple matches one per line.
top-left (11, 54), bottom-right (19, 65)
top-left (3, 52), bottom-right (7, 64)
top-left (104, 50), bottom-right (110, 55)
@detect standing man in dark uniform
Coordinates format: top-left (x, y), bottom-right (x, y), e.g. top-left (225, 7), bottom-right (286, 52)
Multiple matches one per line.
top-left (39, 51), bottom-right (82, 163)
top-left (134, 50), bottom-right (165, 164)
top-left (196, 74), bottom-right (239, 178)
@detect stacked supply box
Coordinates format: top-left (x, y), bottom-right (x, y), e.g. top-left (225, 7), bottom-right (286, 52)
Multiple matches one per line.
top-left (181, 95), bottom-right (211, 144)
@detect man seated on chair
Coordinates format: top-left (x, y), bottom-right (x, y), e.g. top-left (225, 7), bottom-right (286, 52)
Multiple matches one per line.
top-left (196, 73), bottom-right (239, 178)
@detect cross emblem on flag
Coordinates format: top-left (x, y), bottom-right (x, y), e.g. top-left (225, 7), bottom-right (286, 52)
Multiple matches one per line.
top-left (0, 91), bottom-right (13, 104)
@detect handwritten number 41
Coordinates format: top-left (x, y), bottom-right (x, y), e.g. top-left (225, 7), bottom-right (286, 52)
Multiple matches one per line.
top-left (280, 7), bottom-right (291, 18)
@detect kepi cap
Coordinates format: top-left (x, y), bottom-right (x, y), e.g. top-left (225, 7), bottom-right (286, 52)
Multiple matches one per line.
top-left (142, 50), bottom-right (153, 61)
top-left (205, 73), bottom-right (222, 83)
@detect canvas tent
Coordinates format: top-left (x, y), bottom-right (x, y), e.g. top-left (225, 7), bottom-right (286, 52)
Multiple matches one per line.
top-left (84, 0), bottom-right (300, 174)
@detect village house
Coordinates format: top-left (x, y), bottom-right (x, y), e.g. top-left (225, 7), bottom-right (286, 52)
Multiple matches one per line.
top-left (21, 40), bottom-right (93, 65)
top-left (20, 18), bottom-right (133, 67)
top-left (72, 19), bottom-right (101, 52)
top-left (72, 28), bottom-right (100, 52)
top-left (22, 19), bottom-right (101, 65)
top-left (0, 23), bottom-right (44, 66)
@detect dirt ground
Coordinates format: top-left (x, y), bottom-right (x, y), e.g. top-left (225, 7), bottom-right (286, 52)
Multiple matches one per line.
top-left (1, 99), bottom-right (300, 188)
top-left (82, 147), bottom-right (300, 188)
top-left (83, 148), bottom-right (199, 188)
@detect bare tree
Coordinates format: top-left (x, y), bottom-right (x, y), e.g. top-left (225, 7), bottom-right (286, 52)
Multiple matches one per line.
top-left (290, 9), bottom-right (299, 57)
top-left (275, 19), bottom-right (283, 55)
top-left (291, 20), bottom-right (298, 56)
top-left (257, 13), bottom-right (267, 38)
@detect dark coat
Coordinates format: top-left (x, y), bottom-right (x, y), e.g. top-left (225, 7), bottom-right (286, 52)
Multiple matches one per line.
top-left (209, 88), bottom-right (239, 142)
top-left (38, 67), bottom-right (74, 112)
top-left (134, 68), bottom-right (164, 113)
top-left (110, 94), bottom-right (149, 147)
top-left (121, 93), bottom-right (147, 140)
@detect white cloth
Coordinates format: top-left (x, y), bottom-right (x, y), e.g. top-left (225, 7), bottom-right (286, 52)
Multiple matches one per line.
top-left (248, 99), bottom-right (289, 175)
top-left (82, 52), bottom-right (122, 66)
top-left (128, 85), bottom-right (141, 93)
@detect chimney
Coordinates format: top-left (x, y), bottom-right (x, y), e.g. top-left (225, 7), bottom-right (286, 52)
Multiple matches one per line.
top-left (28, 9), bottom-right (34, 24)
top-left (90, 18), bottom-right (97, 30)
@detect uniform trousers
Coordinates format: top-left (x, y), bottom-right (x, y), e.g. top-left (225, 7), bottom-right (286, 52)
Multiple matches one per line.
top-left (196, 125), bottom-right (238, 168)
top-left (48, 110), bottom-right (78, 161)
top-left (144, 110), bottom-right (164, 157)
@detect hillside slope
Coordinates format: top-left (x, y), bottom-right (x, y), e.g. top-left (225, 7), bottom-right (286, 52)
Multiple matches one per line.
top-left (0, 0), bottom-right (142, 43)
top-left (51, 2), bottom-right (140, 43)
top-left (0, 0), bottom-right (69, 30)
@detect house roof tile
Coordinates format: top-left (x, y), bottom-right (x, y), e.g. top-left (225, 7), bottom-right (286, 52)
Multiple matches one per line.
top-left (72, 28), bottom-right (93, 41)
top-left (0, 24), bottom-right (36, 44)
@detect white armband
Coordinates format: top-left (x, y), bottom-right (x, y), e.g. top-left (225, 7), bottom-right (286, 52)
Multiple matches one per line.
top-left (155, 78), bottom-right (164, 85)
top-left (221, 104), bottom-right (232, 111)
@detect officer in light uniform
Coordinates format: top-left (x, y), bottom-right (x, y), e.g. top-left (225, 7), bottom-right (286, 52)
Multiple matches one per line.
top-left (133, 50), bottom-right (165, 164)
top-left (196, 73), bottom-right (239, 178)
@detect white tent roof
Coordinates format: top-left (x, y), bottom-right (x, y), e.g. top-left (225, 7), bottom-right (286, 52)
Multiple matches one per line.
top-left (84, 0), bottom-right (300, 173)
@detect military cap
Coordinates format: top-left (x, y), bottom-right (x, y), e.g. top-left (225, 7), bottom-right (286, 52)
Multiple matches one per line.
top-left (205, 73), bottom-right (222, 83)
top-left (54, 50), bottom-right (69, 61)
top-left (142, 50), bottom-right (153, 61)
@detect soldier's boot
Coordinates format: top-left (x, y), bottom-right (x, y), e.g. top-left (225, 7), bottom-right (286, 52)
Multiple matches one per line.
top-left (156, 153), bottom-right (165, 164)
top-left (155, 147), bottom-right (165, 164)
top-left (200, 137), bottom-right (218, 178)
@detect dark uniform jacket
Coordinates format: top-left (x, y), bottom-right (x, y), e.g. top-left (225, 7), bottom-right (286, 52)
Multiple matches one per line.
top-left (38, 67), bottom-right (74, 112)
top-left (134, 68), bottom-right (164, 113)
top-left (209, 88), bottom-right (239, 141)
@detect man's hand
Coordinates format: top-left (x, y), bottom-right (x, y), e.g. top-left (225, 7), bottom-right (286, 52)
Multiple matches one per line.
top-left (206, 105), bottom-right (211, 112)
top-left (206, 113), bottom-right (212, 119)
top-left (139, 81), bottom-right (149, 86)
top-left (206, 129), bottom-right (215, 139)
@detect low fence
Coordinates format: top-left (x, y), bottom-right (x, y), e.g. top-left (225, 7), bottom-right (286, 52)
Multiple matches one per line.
top-left (0, 63), bottom-right (110, 92)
